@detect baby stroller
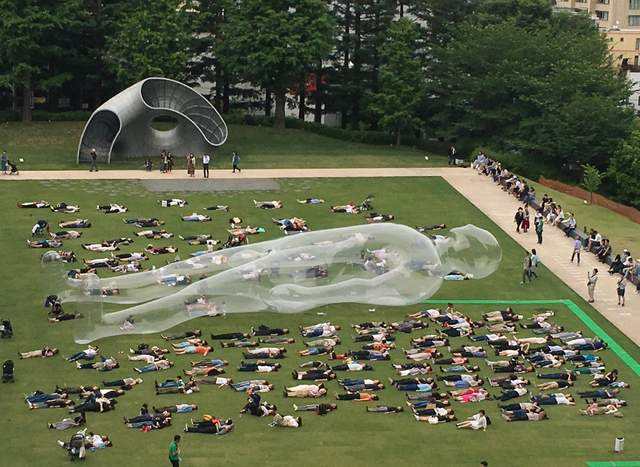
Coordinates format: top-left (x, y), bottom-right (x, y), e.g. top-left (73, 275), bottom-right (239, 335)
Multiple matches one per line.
top-left (0, 319), bottom-right (12, 338)
top-left (2, 360), bottom-right (14, 383)
top-left (67, 430), bottom-right (87, 460)
top-left (7, 160), bottom-right (19, 175)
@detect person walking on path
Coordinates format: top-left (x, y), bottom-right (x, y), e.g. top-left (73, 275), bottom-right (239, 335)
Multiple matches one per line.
top-left (514, 208), bottom-right (524, 233)
top-left (232, 151), bottom-right (241, 173)
top-left (187, 154), bottom-right (195, 177)
top-left (521, 206), bottom-right (530, 233)
top-left (587, 268), bottom-right (598, 303)
top-left (202, 153), bottom-right (210, 179)
top-left (448, 145), bottom-right (456, 166)
top-left (617, 276), bottom-right (627, 307)
top-left (570, 238), bottom-right (582, 265)
top-left (530, 249), bottom-right (540, 280)
top-left (89, 148), bottom-right (98, 172)
top-left (168, 435), bottom-right (181, 467)
top-left (520, 251), bottom-right (532, 284)
top-left (535, 215), bottom-right (544, 244)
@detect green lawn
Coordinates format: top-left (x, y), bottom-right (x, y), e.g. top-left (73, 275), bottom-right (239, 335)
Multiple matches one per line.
top-left (0, 177), bottom-right (637, 467)
top-left (526, 179), bottom-right (640, 256)
top-left (0, 121), bottom-right (444, 170)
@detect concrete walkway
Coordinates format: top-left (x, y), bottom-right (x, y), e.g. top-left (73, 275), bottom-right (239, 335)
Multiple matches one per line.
top-left (4, 167), bottom-right (639, 344)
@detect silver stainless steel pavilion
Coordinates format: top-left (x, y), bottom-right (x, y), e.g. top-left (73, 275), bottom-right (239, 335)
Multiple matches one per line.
top-left (77, 77), bottom-right (227, 164)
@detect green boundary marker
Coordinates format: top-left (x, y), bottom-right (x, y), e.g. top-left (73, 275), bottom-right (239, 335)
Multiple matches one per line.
top-left (421, 299), bottom-right (640, 376)
top-left (586, 462), bottom-right (640, 467)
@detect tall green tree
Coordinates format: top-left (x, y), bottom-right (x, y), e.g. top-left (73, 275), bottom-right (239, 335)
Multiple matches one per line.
top-left (0, 0), bottom-right (85, 121)
top-left (104, 0), bottom-right (195, 87)
top-left (581, 164), bottom-right (603, 204)
top-left (433, 12), bottom-right (633, 168)
top-left (608, 129), bottom-right (640, 208)
top-left (369, 18), bottom-right (425, 145)
top-left (220, 0), bottom-right (335, 128)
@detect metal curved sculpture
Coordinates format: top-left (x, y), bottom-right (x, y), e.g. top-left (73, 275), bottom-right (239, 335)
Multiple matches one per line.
top-left (77, 77), bottom-right (228, 164)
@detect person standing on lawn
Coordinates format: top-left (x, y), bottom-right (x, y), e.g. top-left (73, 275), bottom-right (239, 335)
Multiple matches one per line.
top-left (587, 268), bottom-right (598, 303)
top-left (520, 251), bottom-right (532, 284)
top-left (530, 249), bottom-right (540, 280)
top-left (168, 435), bottom-right (181, 467)
top-left (89, 148), bottom-right (98, 172)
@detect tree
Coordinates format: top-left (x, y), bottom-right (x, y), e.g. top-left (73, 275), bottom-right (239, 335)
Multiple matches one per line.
top-left (0, 0), bottom-right (85, 121)
top-left (581, 164), bottom-right (602, 204)
top-left (608, 129), bottom-right (640, 208)
top-left (369, 18), bottom-right (425, 145)
top-left (433, 13), bottom-right (633, 168)
top-left (104, 0), bottom-right (194, 87)
top-left (220, 0), bottom-right (334, 128)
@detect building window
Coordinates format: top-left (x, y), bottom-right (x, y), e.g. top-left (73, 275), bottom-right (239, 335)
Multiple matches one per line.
top-left (631, 0), bottom-right (640, 10)
top-left (596, 10), bottom-right (609, 20)
top-left (630, 15), bottom-right (640, 26)
top-left (597, 0), bottom-right (609, 4)
top-left (636, 38), bottom-right (640, 49)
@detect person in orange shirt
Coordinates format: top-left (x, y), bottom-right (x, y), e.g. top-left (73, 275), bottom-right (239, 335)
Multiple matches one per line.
top-left (174, 344), bottom-right (212, 357)
top-left (336, 392), bottom-right (379, 401)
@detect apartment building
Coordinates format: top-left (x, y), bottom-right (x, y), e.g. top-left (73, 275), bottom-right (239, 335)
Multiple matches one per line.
top-left (555, 0), bottom-right (640, 66)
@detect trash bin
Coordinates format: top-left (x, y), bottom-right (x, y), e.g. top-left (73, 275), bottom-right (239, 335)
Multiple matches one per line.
top-left (614, 437), bottom-right (625, 453)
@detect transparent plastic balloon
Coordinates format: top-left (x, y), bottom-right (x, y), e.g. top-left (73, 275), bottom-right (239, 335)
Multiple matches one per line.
top-left (65, 223), bottom-right (501, 343)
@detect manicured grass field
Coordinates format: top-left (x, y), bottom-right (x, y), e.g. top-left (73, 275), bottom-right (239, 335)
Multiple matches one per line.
top-left (0, 122), bottom-right (444, 170)
top-left (0, 177), bottom-right (637, 467)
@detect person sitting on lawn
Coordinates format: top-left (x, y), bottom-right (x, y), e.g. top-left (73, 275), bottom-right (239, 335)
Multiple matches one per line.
top-left (160, 199), bottom-right (187, 208)
top-left (455, 410), bottom-right (488, 430)
top-left (254, 200), bottom-right (283, 209)
top-left (51, 203), bottom-right (80, 213)
top-left (182, 213), bottom-right (212, 222)
top-left (59, 219), bottom-right (91, 229)
top-left (97, 204), bottom-right (127, 214)
top-left (136, 229), bottom-right (173, 239)
top-left (19, 346), bottom-right (58, 359)
top-left (145, 244), bottom-right (178, 255)
top-left (18, 200), bottom-right (49, 209)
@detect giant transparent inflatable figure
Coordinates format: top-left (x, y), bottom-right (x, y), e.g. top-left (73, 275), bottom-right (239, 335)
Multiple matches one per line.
top-left (59, 223), bottom-right (501, 343)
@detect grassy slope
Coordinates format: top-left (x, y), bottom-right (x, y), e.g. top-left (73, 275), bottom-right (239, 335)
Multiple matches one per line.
top-left (0, 122), bottom-right (444, 170)
top-left (527, 179), bottom-right (640, 255)
top-left (0, 177), bottom-right (637, 467)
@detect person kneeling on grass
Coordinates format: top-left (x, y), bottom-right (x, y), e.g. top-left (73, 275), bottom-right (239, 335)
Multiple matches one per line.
top-left (456, 410), bottom-right (491, 431)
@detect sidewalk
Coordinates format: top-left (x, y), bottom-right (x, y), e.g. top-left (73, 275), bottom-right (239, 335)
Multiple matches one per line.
top-left (3, 167), bottom-right (638, 344)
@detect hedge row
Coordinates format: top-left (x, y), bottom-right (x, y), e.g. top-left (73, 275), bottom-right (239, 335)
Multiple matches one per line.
top-left (0, 110), bottom-right (92, 122)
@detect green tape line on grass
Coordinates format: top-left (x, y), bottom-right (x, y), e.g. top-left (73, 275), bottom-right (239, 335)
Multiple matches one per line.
top-left (586, 462), bottom-right (640, 467)
top-left (421, 299), bottom-right (640, 376)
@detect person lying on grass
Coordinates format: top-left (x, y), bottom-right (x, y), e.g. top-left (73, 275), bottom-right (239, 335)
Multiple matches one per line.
top-left (181, 213), bottom-right (211, 222)
top-left (162, 329), bottom-right (202, 341)
top-left (134, 359), bottom-right (173, 373)
top-left (185, 416), bottom-right (234, 434)
top-left (160, 198), bottom-right (187, 208)
top-left (292, 369), bottom-right (336, 381)
top-left (414, 414), bottom-right (457, 424)
top-left (26, 391), bottom-right (73, 409)
top-left (205, 205), bottom-right (229, 211)
top-left (81, 241), bottom-right (118, 252)
top-left (579, 400), bottom-right (624, 417)
top-left (48, 413), bottom-right (86, 430)
top-left (239, 361), bottom-right (281, 372)
top-left (254, 200), bottom-right (283, 209)
top-left (330, 203), bottom-right (359, 214)
top-left (243, 347), bottom-right (286, 359)
top-left (284, 384), bottom-right (327, 398)
top-left (530, 393), bottom-right (575, 405)
top-left (28, 239), bottom-right (62, 248)
top-left (366, 405), bottom-right (404, 413)
top-left (97, 203), bottom-right (127, 213)
top-left (501, 408), bottom-right (547, 422)
top-left (338, 378), bottom-right (384, 391)
top-left (136, 229), bottom-right (173, 239)
top-left (130, 344), bottom-right (170, 356)
top-left (173, 343), bottom-right (212, 356)
top-left (179, 233), bottom-right (211, 243)
top-left (125, 413), bottom-right (172, 430)
top-left (158, 403), bottom-right (200, 415)
top-left (124, 217), bottom-right (164, 227)
top-left (51, 203), bottom-right (80, 213)
top-left (210, 331), bottom-right (249, 340)
top-left (233, 380), bottom-right (273, 394)
top-left (144, 244), bottom-right (178, 254)
top-left (102, 377), bottom-right (143, 389)
top-left (155, 377), bottom-right (199, 395)
top-left (293, 403), bottom-right (336, 414)
top-left (297, 198), bottom-right (324, 204)
top-left (59, 219), bottom-right (91, 229)
top-left (19, 347), bottom-right (58, 359)
top-left (76, 356), bottom-right (118, 371)
top-left (450, 388), bottom-right (491, 403)
top-left (18, 200), bottom-right (49, 208)
top-left (272, 217), bottom-right (308, 232)
top-left (227, 226), bottom-right (265, 236)
top-left (251, 325), bottom-right (289, 336)
top-left (66, 346), bottom-right (99, 362)
top-left (221, 340), bottom-right (258, 348)
top-left (365, 212), bottom-right (395, 223)
top-left (84, 258), bottom-right (118, 268)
